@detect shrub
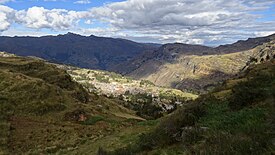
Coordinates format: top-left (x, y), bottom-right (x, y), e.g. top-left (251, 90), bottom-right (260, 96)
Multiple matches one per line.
top-left (229, 73), bottom-right (274, 110)
top-left (136, 103), bottom-right (163, 120)
top-left (136, 101), bottom-right (205, 150)
top-left (82, 115), bottom-right (105, 125)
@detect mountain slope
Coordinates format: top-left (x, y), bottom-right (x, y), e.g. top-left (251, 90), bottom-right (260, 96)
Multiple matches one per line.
top-left (0, 52), bottom-right (148, 154)
top-left (0, 33), bottom-right (156, 70)
top-left (127, 35), bottom-right (275, 93)
top-left (1, 33), bottom-right (274, 95)
top-left (105, 59), bottom-right (275, 155)
top-left (112, 43), bottom-right (214, 75)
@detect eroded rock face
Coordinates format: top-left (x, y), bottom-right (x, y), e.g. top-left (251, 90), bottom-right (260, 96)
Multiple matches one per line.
top-left (128, 40), bottom-right (275, 94)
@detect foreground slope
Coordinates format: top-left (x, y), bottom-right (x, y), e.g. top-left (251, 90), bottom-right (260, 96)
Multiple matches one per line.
top-left (104, 60), bottom-right (275, 154)
top-left (0, 52), bottom-right (148, 154)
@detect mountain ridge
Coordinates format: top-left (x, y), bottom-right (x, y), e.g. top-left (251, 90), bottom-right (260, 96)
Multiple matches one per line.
top-left (1, 33), bottom-right (274, 94)
top-left (0, 33), bottom-right (157, 71)
top-left (126, 34), bottom-right (275, 93)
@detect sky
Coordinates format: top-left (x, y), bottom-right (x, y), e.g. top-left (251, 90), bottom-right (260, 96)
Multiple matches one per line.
top-left (0, 0), bottom-right (275, 46)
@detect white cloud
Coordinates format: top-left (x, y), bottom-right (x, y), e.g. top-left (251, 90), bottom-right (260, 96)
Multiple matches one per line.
top-left (89, 0), bottom-right (242, 28)
top-left (74, 0), bottom-right (91, 4)
top-left (254, 31), bottom-right (275, 37)
top-left (85, 0), bottom-right (275, 45)
top-left (15, 7), bottom-right (86, 30)
top-left (0, 5), bottom-right (14, 31)
top-left (0, 0), bottom-right (275, 45)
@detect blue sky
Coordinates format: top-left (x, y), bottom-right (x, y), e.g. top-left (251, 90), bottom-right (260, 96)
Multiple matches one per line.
top-left (5, 0), bottom-right (124, 11)
top-left (0, 0), bottom-right (275, 45)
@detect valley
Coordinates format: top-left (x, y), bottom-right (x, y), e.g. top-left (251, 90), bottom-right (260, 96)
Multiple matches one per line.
top-left (0, 33), bottom-right (274, 155)
top-left (105, 59), bottom-right (275, 154)
top-left (1, 0), bottom-right (275, 154)
top-left (1, 33), bottom-right (274, 94)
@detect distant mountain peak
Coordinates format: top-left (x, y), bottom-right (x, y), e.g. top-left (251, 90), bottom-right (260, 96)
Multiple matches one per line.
top-left (61, 32), bottom-right (83, 37)
top-left (89, 34), bottom-right (97, 38)
top-left (65, 32), bottom-right (78, 35)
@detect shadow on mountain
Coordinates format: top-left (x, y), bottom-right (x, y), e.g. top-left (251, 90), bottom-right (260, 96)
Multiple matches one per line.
top-left (126, 33), bottom-right (275, 78)
top-left (0, 33), bottom-right (156, 71)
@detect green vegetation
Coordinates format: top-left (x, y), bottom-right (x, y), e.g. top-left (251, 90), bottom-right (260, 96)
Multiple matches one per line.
top-left (123, 93), bottom-right (164, 119)
top-left (122, 90), bottom-right (196, 119)
top-left (1, 53), bottom-right (274, 154)
top-left (140, 80), bottom-right (155, 86)
top-left (82, 115), bottom-right (105, 125)
top-left (69, 67), bottom-right (198, 121)
top-left (137, 120), bottom-right (159, 126)
top-left (94, 73), bottom-right (111, 83)
top-left (0, 56), bottom-right (147, 154)
top-left (0, 57), bottom-right (89, 118)
top-left (102, 61), bottom-right (275, 154)
top-left (85, 69), bottom-right (133, 83)
top-left (229, 72), bottom-right (275, 110)
top-left (159, 91), bottom-right (190, 102)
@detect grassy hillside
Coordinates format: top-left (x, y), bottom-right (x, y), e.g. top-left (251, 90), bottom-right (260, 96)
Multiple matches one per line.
top-left (1, 52), bottom-right (274, 154)
top-left (0, 54), bottom-right (150, 154)
top-left (103, 60), bottom-right (275, 154)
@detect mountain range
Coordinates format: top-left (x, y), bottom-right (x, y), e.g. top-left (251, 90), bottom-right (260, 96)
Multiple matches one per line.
top-left (1, 33), bottom-right (274, 94)
top-left (127, 35), bottom-right (275, 93)
top-left (0, 33), bottom-right (158, 70)
top-left (0, 33), bottom-right (274, 154)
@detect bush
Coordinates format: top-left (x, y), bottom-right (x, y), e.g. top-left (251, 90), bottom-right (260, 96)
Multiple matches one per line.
top-left (229, 73), bottom-right (274, 110)
top-left (136, 101), bottom-right (206, 150)
top-left (82, 115), bottom-right (105, 125)
top-left (136, 103), bottom-right (163, 120)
